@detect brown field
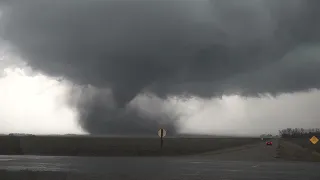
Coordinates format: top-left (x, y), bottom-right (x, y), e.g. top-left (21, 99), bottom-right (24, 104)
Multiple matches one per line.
top-left (0, 135), bottom-right (259, 156)
top-left (284, 137), bottom-right (320, 153)
top-left (279, 138), bottom-right (320, 162)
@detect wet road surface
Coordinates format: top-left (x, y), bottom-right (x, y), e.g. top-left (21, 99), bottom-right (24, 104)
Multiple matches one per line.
top-left (194, 140), bottom-right (280, 161)
top-left (0, 141), bottom-right (319, 180)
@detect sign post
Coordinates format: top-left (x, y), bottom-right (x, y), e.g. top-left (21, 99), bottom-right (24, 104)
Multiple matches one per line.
top-left (158, 128), bottom-right (166, 149)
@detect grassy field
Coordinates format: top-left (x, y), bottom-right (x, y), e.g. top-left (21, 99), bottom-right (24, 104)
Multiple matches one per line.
top-left (0, 135), bottom-right (259, 156)
top-left (279, 138), bottom-right (320, 162)
top-left (284, 137), bottom-right (320, 153)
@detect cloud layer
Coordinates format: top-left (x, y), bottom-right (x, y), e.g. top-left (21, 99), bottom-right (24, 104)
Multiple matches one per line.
top-left (1, 0), bottom-right (320, 134)
top-left (0, 68), bottom-right (84, 135)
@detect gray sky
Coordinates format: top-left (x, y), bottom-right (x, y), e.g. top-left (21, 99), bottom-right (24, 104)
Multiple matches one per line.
top-left (0, 0), bottom-right (320, 135)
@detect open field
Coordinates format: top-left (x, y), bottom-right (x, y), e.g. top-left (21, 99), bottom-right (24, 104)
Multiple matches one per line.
top-left (0, 135), bottom-right (260, 156)
top-left (284, 137), bottom-right (320, 153)
top-left (279, 138), bottom-right (320, 162)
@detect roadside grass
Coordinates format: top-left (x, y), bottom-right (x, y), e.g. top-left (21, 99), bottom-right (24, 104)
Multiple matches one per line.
top-left (278, 139), bottom-right (320, 162)
top-left (0, 135), bottom-right (260, 156)
top-left (285, 138), bottom-right (320, 153)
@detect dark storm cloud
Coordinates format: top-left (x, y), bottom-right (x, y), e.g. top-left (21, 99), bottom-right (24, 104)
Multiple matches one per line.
top-left (1, 0), bottom-right (320, 134)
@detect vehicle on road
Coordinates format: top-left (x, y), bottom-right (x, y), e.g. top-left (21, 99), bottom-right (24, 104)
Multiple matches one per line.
top-left (266, 141), bottom-right (273, 146)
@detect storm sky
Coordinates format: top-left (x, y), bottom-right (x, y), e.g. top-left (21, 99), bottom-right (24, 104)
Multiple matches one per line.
top-left (0, 0), bottom-right (320, 135)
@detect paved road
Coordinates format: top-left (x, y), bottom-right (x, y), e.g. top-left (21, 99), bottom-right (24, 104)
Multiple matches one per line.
top-left (0, 141), bottom-right (319, 180)
top-left (194, 140), bottom-right (280, 161)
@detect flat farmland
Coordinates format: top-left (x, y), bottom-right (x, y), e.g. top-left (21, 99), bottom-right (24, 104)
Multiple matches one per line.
top-left (284, 137), bottom-right (320, 153)
top-left (0, 135), bottom-right (260, 156)
top-left (278, 138), bottom-right (320, 162)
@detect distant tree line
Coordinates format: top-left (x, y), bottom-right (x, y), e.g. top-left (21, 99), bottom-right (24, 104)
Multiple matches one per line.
top-left (279, 128), bottom-right (320, 138)
top-left (8, 133), bottom-right (34, 137)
